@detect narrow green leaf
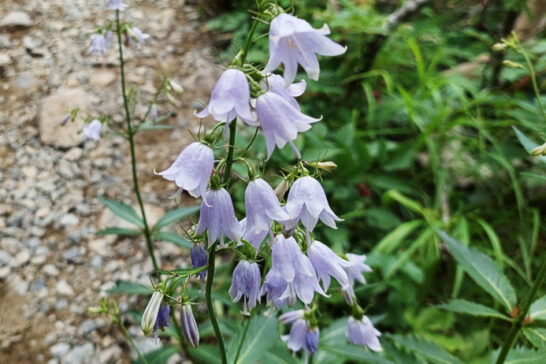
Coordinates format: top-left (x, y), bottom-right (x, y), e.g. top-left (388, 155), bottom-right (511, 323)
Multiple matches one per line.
top-left (438, 299), bottom-right (510, 321)
top-left (529, 295), bottom-right (546, 321)
top-left (138, 123), bottom-right (175, 131)
top-left (98, 195), bottom-right (144, 228)
top-left (513, 126), bottom-right (546, 163)
top-left (373, 220), bottom-right (422, 253)
top-left (437, 230), bottom-right (517, 312)
top-left (153, 231), bottom-right (192, 249)
top-left (523, 328), bottom-right (546, 349)
top-left (475, 218), bottom-right (505, 269)
top-left (153, 206), bottom-right (200, 230)
top-left (384, 190), bottom-right (425, 216)
top-left (389, 334), bottom-right (464, 364)
top-left (97, 227), bottom-right (141, 236)
top-left (188, 344), bottom-right (221, 364)
top-left (491, 346), bottom-right (546, 364)
top-left (106, 280), bottom-right (152, 295)
top-left (230, 314), bottom-right (278, 364)
top-left (132, 345), bottom-right (178, 364)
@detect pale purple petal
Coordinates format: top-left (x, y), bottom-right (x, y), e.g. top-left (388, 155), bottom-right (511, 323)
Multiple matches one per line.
top-left (82, 119), bottom-right (102, 141)
top-left (229, 260), bottom-right (261, 314)
top-left (261, 268), bottom-right (288, 308)
top-left (262, 74), bottom-right (305, 110)
top-left (282, 318), bottom-right (307, 352)
top-left (347, 316), bottom-right (382, 351)
top-left (108, 0), bottom-right (128, 10)
top-left (308, 240), bottom-right (350, 291)
top-left (196, 188), bottom-right (241, 245)
top-left (345, 253), bottom-right (372, 285)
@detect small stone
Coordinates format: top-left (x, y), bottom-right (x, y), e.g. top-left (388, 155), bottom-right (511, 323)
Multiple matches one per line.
top-left (62, 247), bottom-right (82, 262)
top-left (64, 147), bottom-right (83, 161)
top-left (30, 277), bottom-right (46, 292)
top-left (64, 343), bottom-right (95, 364)
top-left (60, 213), bottom-right (79, 227)
top-left (9, 274), bottom-right (29, 296)
top-left (56, 280), bottom-right (74, 296)
top-left (100, 345), bottom-right (122, 363)
top-left (43, 264), bottom-right (60, 276)
top-left (13, 73), bottom-right (37, 90)
top-left (31, 255), bottom-right (47, 265)
top-left (0, 11), bottom-right (33, 28)
top-left (0, 250), bottom-right (12, 266)
top-left (0, 54), bottom-right (11, 67)
top-left (0, 266), bottom-right (10, 279)
top-left (89, 69), bottom-right (117, 88)
top-left (50, 342), bottom-right (71, 357)
top-left (78, 319), bottom-right (98, 336)
top-left (90, 256), bottom-right (103, 268)
top-left (88, 239), bottom-right (108, 256)
top-left (56, 298), bottom-right (68, 311)
top-left (12, 249), bottom-right (31, 267)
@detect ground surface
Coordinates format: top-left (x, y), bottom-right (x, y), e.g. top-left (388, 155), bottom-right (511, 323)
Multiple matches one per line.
top-left (0, 1), bottom-right (222, 363)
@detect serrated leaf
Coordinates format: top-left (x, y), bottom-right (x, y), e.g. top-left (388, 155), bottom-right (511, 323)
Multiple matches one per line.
top-left (98, 195), bottom-right (144, 228)
top-left (229, 314), bottom-right (278, 364)
top-left (437, 230), bottom-right (517, 312)
top-left (320, 344), bottom-right (394, 364)
top-left (438, 299), bottom-right (510, 321)
top-left (97, 227), bottom-right (142, 236)
top-left (523, 328), bottom-right (546, 349)
top-left (389, 334), bottom-right (464, 364)
top-left (513, 126), bottom-right (546, 163)
top-left (491, 346), bottom-right (546, 364)
top-left (132, 345), bottom-right (178, 364)
top-left (106, 280), bottom-right (152, 295)
top-left (153, 231), bottom-right (192, 249)
top-left (529, 295), bottom-right (546, 321)
top-left (153, 206), bottom-right (200, 230)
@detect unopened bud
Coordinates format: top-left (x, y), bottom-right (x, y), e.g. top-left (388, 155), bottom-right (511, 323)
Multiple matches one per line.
top-left (180, 303), bottom-right (200, 348)
top-left (491, 43), bottom-right (507, 51)
top-left (503, 60), bottom-right (523, 69)
top-left (274, 179), bottom-right (289, 201)
top-left (168, 79), bottom-right (184, 94)
top-left (166, 92), bottom-right (180, 107)
top-left (531, 143), bottom-right (546, 156)
top-left (317, 161), bottom-right (337, 172)
top-left (141, 291), bottom-right (164, 336)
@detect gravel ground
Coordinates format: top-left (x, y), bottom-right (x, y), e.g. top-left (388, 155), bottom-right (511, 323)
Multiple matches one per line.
top-left (0, 0), bottom-right (222, 362)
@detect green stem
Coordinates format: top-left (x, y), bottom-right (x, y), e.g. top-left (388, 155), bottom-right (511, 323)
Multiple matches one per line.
top-left (234, 314), bottom-right (252, 363)
top-left (495, 258), bottom-right (546, 364)
top-left (519, 49), bottom-right (546, 121)
top-left (205, 242), bottom-right (227, 364)
top-left (116, 10), bottom-right (187, 356)
top-left (223, 119), bottom-right (237, 185)
top-left (119, 318), bottom-right (149, 364)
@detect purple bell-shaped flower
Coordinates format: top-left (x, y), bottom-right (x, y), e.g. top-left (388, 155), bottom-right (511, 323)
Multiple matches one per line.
top-left (346, 316), bottom-right (382, 352)
top-left (308, 240), bottom-right (351, 291)
top-left (229, 260), bottom-right (261, 315)
top-left (196, 188), bottom-right (242, 246)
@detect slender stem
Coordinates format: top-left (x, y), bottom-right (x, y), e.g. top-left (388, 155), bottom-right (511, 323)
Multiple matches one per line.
top-left (116, 10), bottom-right (158, 271)
top-left (495, 258), bottom-right (546, 364)
top-left (205, 242), bottom-right (227, 364)
top-left (119, 318), bottom-right (149, 364)
top-left (234, 314), bottom-right (252, 363)
top-left (223, 120), bottom-right (238, 185)
top-left (520, 50), bottom-right (546, 121)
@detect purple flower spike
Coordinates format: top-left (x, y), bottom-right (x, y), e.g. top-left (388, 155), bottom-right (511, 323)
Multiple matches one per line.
top-left (181, 304), bottom-right (200, 348)
top-left (282, 318), bottom-right (307, 353)
top-left (89, 32), bottom-right (111, 55)
top-left (308, 240), bottom-right (351, 291)
top-left (244, 178), bottom-right (289, 248)
top-left (284, 176), bottom-right (342, 233)
top-left (255, 91), bottom-right (320, 159)
top-left (82, 119), bottom-right (102, 141)
top-left (305, 327), bottom-right (319, 354)
top-left (108, 0), bottom-right (128, 11)
top-left (264, 13), bottom-right (346, 85)
top-left (347, 316), bottom-right (382, 352)
top-left (196, 188), bottom-right (242, 246)
top-left (191, 243), bottom-right (208, 283)
top-left (262, 74), bottom-right (306, 111)
top-left (155, 142), bottom-right (214, 199)
top-left (261, 268), bottom-right (288, 308)
top-left (195, 69), bottom-right (255, 127)
top-left (229, 260), bottom-right (261, 315)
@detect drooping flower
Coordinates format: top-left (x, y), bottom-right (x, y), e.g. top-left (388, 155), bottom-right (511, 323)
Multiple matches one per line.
top-left (181, 304), bottom-right (200, 348)
top-left (261, 74), bottom-right (306, 110)
top-left (279, 309), bottom-right (304, 324)
top-left (345, 253), bottom-right (372, 287)
top-left (196, 188), bottom-right (242, 245)
top-left (155, 142), bottom-right (214, 199)
top-left (261, 267), bottom-right (288, 308)
top-left (141, 291), bottom-right (164, 336)
top-left (281, 318), bottom-right (307, 352)
top-left (127, 26), bottom-right (149, 45)
top-left (308, 240), bottom-right (351, 291)
top-left (280, 313), bottom-right (320, 354)
top-left (284, 176), bottom-right (342, 233)
top-left (88, 32), bottom-right (112, 55)
top-left (82, 119), bottom-right (102, 141)
top-left (229, 260), bottom-right (261, 315)
top-left (243, 178), bottom-right (289, 249)
top-left (305, 327), bottom-right (320, 354)
top-left (240, 218), bottom-right (268, 248)
top-left (108, 0), bottom-right (127, 11)
top-left (264, 13), bottom-right (346, 85)
top-left (153, 304), bottom-right (170, 342)
top-left (271, 235), bottom-right (325, 306)
top-left (346, 316), bottom-right (382, 352)
top-left (255, 91), bottom-right (319, 159)
top-left (191, 243), bottom-right (208, 284)
top-left (195, 69), bottom-right (255, 127)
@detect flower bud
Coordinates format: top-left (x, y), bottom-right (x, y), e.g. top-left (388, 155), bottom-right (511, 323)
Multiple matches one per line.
top-left (168, 79), bottom-right (184, 94)
top-left (531, 143), bottom-right (546, 156)
top-left (141, 291), bottom-right (164, 336)
top-left (491, 43), bottom-right (507, 51)
top-left (316, 161), bottom-right (337, 172)
top-left (274, 179), bottom-right (289, 201)
top-left (181, 304), bottom-right (199, 348)
top-left (502, 60), bottom-right (523, 69)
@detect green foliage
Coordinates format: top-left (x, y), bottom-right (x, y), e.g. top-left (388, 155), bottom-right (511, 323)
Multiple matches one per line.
top-left (106, 281), bottom-right (152, 295)
top-left (152, 206), bottom-right (200, 230)
top-left (438, 299), bottom-right (510, 321)
top-left (227, 315), bottom-right (278, 364)
top-left (98, 195), bottom-right (144, 228)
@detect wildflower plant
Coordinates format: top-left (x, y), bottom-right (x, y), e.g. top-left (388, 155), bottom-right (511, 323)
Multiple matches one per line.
top-left (77, 1), bottom-right (388, 363)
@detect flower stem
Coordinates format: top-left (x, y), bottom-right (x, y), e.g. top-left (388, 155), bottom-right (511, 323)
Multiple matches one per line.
top-left (495, 258), bottom-right (546, 364)
top-left (234, 314), bottom-right (252, 363)
top-left (119, 317), bottom-right (149, 364)
top-left (205, 242), bottom-right (227, 364)
top-left (115, 10), bottom-right (187, 356)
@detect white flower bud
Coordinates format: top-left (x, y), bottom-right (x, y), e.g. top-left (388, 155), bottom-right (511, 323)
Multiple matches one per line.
top-left (168, 79), bottom-right (184, 94)
top-left (274, 179), bottom-right (289, 201)
top-left (141, 291), bottom-right (164, 336)
top-left (531, 143), bottom-right (546, 156)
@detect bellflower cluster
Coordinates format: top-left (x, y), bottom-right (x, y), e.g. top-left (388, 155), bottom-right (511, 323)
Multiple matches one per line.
top-left (280, 310), bottom-right (319, 354)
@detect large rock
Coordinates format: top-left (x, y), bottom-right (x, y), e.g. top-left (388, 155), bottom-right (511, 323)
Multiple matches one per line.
top-left (0, 11), bottom-right (33, 28)
top-left (39, 88), bottom-right (90, 148)
top-left (89, 69), bottom-right (117, 88)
